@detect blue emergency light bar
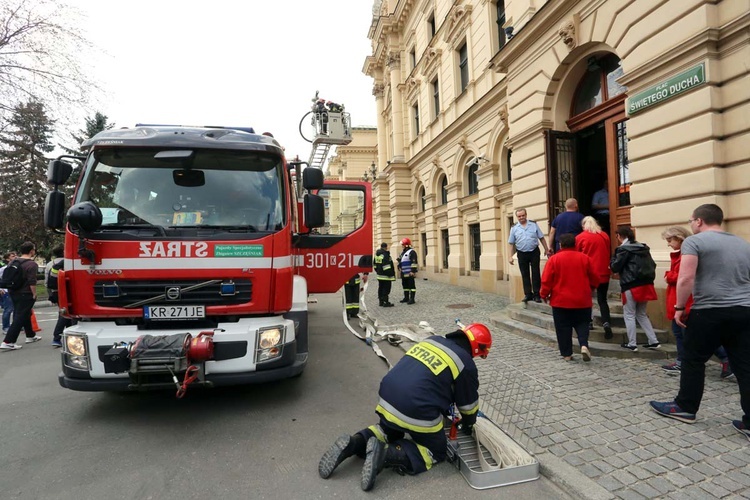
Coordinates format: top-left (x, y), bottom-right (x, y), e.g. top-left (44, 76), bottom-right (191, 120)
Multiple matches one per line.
top-left (135, 124), bottom-right (256, 134)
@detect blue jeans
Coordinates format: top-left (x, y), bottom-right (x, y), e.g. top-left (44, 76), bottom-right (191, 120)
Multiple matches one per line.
top-left (671, 319), bottom-right (728, 366)
top-left (1, 293), bottom-right (13, 330)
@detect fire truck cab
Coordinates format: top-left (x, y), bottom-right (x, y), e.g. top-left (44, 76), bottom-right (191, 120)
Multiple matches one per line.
top-left (44, 124), bottom-right (372, 393)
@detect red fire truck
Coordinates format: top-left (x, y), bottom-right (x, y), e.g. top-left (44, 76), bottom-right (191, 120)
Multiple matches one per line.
top-left (44, 122), bottom-right (371, 393)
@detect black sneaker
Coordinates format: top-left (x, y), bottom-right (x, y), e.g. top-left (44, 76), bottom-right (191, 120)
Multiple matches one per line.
top-left (641, 343), bottom-right (661, 350)
top-left (603, 323), bottom-right (613, 340)
top-left (621, 343), bottom-right (638, 352)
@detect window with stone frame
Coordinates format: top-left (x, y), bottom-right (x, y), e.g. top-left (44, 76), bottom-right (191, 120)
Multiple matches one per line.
top-left (458, 42), bottom-right (469, 93)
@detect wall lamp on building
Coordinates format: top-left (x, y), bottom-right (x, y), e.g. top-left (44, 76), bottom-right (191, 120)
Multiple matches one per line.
top-left (362, 161), bottom-right (378, 182)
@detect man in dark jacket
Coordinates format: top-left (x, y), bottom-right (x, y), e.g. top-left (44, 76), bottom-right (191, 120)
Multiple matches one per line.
top-left (610, 227), bottom-right (660, 351)
top-left (319, 324), bottom-right (493, 491)
top-left (374, 243), bottom-right (396, 307)
top-left (1, 241), bottom-right (40, 350)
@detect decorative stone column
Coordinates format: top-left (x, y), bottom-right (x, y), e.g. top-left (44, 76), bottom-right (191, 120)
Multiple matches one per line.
top-left (386, 51), bottom-right (405, 162)
top-left (385, 160), bottom-right (413, 249)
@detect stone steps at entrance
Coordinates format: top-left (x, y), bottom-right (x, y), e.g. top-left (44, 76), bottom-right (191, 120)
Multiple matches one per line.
top-left (492, 303), bottom-right (675, 360)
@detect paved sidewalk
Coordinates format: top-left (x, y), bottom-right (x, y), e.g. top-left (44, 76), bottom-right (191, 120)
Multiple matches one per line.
top-left (360, 278), bottom-right (750, 499)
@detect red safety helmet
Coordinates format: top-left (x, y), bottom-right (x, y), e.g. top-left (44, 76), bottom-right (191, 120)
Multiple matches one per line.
top-left (400, 238), bottom-right (411, 246)
top-left (462, 323), bottom-right (492, 358)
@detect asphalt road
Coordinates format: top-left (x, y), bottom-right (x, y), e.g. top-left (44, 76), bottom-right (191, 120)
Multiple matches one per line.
top-left (0, 296), bottom-right (569, 500)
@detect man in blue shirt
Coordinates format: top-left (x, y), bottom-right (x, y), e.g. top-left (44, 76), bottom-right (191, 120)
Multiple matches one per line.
top-left (508, 208), bottom-right (551, 303)
top-left (548, 198), bottom-right (585, 252)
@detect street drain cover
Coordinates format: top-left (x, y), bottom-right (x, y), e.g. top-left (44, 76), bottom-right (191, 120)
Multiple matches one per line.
top-left (446, 303), bottom-right (474, 309)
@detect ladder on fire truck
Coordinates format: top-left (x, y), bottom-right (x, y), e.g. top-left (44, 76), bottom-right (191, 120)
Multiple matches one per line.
top-left (300, 91), bottom-right (353, 170)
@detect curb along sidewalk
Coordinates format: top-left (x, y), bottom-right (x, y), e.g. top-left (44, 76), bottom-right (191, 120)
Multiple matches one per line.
top-left (359, 278), bottom-right (749, 500)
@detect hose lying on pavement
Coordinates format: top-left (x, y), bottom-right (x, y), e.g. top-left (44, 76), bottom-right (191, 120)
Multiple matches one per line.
top-left (473, 415), bottom-right (536, 470)
top-left (342, 279), bottom-right (433, 369)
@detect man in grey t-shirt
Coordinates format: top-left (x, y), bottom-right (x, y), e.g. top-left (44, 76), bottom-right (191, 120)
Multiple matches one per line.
top-left (650, 204), bottom-right (750, 442)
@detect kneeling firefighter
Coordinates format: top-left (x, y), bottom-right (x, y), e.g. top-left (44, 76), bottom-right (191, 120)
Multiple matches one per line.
top-left (318, 323), bottom-right (493, 491)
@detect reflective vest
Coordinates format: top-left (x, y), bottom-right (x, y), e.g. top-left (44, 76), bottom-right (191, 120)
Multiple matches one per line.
top-left (399, 248), bottom-right (417, 275)
top-left (374, 250), bottom-right (396, 281)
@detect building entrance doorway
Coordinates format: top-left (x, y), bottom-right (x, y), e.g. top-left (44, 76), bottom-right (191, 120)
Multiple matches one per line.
top-left (545, 52), bottom-right (631, 246)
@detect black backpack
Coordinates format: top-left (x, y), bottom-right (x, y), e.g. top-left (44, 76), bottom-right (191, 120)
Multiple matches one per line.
top-left (636, 245), bottom-right (657, 282)
top-left (46, 260), bottom-right (64, 291)
top-left (0, 259), bottom-right (28, 291)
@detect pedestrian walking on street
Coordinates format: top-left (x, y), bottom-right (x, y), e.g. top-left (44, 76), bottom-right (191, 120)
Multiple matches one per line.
top-left (507, 208), bottom-right (550, 303)
top-left (540, 233), bottom-right (599, 361)
top-left (610, 227), bottom-right (661, 352)
top-left (650, 204), bottom-right (750, 440)
top-left (576, 216), bottom-right (613, 339)
top-left (397, 238), bottom-right (418, 305)
top-left (0, 251), bottom-right (17, 333)
top-left (659, 226), bottom-right (733, 379)
top-left (1, 242), bottom-right (40, 351)
top-left (548, 198), bottom-right (585, 252)
top-left (318, 323), bottom-right (492, 491)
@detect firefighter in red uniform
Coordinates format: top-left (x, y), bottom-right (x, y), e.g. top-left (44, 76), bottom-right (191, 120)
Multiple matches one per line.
top-left (318, 323), bottom-right (493, 491)
top-left (397, 238), bottom-right (418, 304)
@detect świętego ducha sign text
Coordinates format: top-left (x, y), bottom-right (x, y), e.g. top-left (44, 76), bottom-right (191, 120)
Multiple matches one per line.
top-left (627, 63), bottom-right (706, 115)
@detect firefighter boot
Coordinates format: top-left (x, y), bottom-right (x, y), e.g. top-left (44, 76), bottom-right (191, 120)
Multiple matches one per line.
top-left (384, 297), bottom-right (394, 307)
top-left (407, 291), bottom-right (416, 305)
top-left (399, 291), bottom-right (409, 303)
top-left (361, 437), bottom-right (387, 491)
top-left (319, 433), bottom-right (366, 479)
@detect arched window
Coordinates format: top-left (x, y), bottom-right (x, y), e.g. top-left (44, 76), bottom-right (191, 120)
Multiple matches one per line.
top-left (440, 176), bottom-right (448, 205)
top-left (572, 54), bottom-right (626, 116)
top-left (467, 163), bottom-right (479, 195)
top-left (418, 185), bottom-right (426, 212)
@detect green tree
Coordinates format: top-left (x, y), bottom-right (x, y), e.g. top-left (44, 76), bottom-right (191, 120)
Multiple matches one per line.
top-left (0, 0), bottom-right (92, 127)
top-left (0, 100), bottom-right (61, 254)
top-left (60, 111), bottom-right (115, 186)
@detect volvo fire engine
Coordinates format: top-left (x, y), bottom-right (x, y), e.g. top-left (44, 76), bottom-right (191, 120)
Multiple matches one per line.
top-left (44, 113), bottom-right (370, 393)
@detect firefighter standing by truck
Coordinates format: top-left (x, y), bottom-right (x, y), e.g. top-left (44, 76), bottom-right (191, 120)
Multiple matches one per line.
top-left (374, 243), bottom-right (395, 307)
top-left (397, 238), bottom-right (418, 304)
top-left (318, 323), bottom-right (493, 491)
top-left (344, 273), bottom-right (368, 319)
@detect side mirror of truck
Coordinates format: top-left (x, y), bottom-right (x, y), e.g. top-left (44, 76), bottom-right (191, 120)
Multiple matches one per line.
top-left (47, 159), bottom-right (74, 185)
top-left (303, 193), bottom-right (325, 228)
top-left (67, 201), bottom-right (103, 233)
top-left (302, 167), bottom-right (324, 190)
top-left (44, 191), bottom-right (67, 229)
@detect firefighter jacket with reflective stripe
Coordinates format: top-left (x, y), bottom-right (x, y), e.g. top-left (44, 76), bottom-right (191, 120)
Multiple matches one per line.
top-left (374, 249), bottom-right (396, 281)
top-left (376, 335), bottom-right (479, 434)
top-left (398, 248), bottom-right (418, 276)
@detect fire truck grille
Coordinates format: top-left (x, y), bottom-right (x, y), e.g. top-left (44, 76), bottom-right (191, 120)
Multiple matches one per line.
top-left (93, 279), bottom-right (252, 307)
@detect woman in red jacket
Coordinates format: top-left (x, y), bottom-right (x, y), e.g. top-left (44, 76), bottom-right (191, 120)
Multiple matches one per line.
top-left (661, 226), bottom-right (733, 378)
top-left (540, 233), bottom-right (599, 361)
top-left (576, 216), bottom-right (613, 339)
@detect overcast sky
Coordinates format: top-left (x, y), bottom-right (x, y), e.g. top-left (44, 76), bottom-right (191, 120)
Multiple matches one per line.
top-left (69, 0), bottom-right (377, 162)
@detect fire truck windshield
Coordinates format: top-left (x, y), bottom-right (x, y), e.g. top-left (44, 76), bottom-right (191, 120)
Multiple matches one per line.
top-left (77, 148), bottom-right (285, 232)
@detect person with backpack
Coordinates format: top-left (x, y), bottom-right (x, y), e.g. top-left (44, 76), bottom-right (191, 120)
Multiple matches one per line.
top-left (610, 227), bottom-right (661, 352)
top-left (1, 241), bottom-right (41, 350)
top-left (0, 251), bottom-right (17, 333)
top-left (46, 246), bottom-right (70, 347)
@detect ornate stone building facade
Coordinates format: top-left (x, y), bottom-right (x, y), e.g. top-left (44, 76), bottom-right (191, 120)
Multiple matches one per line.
top-left (363, 0), bottom-right (750, 317)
